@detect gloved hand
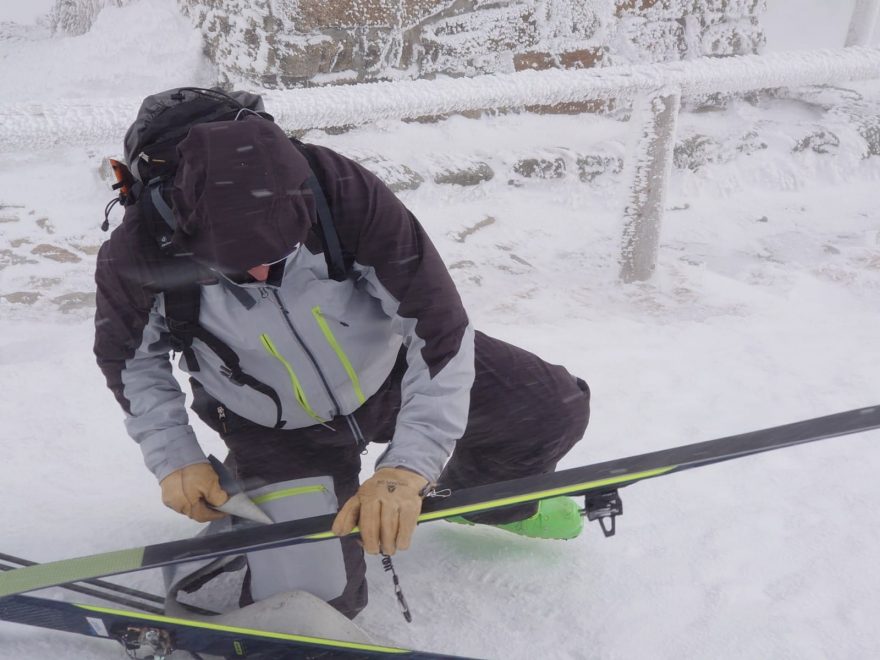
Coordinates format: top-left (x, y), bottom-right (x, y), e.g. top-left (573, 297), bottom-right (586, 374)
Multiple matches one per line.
top-left (160, 462), bottom-right (229, 522)
top-left (332, 467), bottom-right (429, 556)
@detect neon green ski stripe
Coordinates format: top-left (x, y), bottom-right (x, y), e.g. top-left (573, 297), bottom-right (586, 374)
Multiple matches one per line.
top-left (313, 468), bottom-right (678, 544)
top-left (74, 603), bottom-right (410, 653)
top-left (252, 485), bottom-right (327, 505)
top-left (0, 548), bottom-right (144, 598)
top-left (317, 467), bottom-right (679, 544)
top-left (416, 466), bottom-right (678, 522)
top-left (259, 333), bottom-right (327, 423)
top-left (311, 306), bottom-right (366, 405)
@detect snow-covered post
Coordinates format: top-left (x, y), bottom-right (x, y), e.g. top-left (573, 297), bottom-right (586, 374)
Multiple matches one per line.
top-left (846, 0), bottom-right (880, 47)
top-left (619, 87), bottom-right (682, 283)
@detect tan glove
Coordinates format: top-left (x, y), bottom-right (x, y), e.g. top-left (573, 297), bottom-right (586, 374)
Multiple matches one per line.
top-left (332, 467), bottom-right (428, 556)
top-left (160, 462), bottom-right (229, 522)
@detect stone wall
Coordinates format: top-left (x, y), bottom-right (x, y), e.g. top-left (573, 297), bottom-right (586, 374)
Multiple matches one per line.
top-left (175, 0), bottom-right (767, 88)
top-left (48, 0), bottom-right (766, 88)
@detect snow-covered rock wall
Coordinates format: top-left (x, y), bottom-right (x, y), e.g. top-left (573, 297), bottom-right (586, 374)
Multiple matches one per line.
top-left (50, 0), bottom-right (767, 87)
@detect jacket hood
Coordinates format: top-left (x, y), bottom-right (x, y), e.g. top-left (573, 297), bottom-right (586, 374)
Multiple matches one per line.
top-left (170, 117), bottom-right (314, 273)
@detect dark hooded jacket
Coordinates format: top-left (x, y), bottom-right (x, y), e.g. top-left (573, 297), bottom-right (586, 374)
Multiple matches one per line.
top-left (94, 118), bottom-right (475, 483)
top-left (171, 118), bottom-right (313, 272)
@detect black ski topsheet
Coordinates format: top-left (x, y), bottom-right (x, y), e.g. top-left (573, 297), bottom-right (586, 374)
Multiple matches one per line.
top-left (0, 593), bottom-right (468, 658)
top-left (1, 405), bottom-right (878, 599)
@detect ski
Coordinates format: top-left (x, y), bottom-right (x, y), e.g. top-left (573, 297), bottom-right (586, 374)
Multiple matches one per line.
top-left (1, 405), bottom-right (878, 599)
top-left (0, 593), bottom-right (469, 658)
top-left (0, 560), bottom-right (165, 616)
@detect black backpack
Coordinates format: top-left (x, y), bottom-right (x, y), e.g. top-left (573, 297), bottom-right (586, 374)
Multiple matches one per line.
top-left (104, 86), bottom-right (346, 280)
top-left (101, 87), bottom-right (348, 429)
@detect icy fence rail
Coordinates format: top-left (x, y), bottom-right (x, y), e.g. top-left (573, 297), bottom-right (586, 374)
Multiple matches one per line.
top-left (1, 47), bottom-right (879, 281)
top-left (1, 48), bottom-right (879, 151)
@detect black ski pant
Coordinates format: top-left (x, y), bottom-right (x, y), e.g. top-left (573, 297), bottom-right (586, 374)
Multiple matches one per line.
top-left (192, 331), bottom-right (590, 619)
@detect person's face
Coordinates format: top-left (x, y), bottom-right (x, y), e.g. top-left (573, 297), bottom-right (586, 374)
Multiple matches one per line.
top-left (247, 264), bottom-right (271, 282)
top-left (218, 245), bottom-right (299, 285)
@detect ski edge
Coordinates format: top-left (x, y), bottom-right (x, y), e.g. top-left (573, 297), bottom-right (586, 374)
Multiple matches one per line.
top-left (75, 602), bottom-right (412, 654)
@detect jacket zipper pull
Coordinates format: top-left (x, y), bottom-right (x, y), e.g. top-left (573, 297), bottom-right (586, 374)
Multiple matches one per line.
top-left (217, 405), bottom-right (228, 434)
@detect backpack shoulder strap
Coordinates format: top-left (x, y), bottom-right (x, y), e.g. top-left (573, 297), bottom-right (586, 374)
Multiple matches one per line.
top-left (129, 177), bottom-right (177, 254)
top-left (162, 272), bottom-right (286, 429)
top-left (291, 140), bottom-right (347, 282)
top-left (161, 266), bottom-right (203, 374)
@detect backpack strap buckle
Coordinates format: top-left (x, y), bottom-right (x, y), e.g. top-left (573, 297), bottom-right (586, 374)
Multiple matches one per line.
top-left (164, 319), bottom-right (200, 372)
top-left (219, 364), bottom-right (245, 387)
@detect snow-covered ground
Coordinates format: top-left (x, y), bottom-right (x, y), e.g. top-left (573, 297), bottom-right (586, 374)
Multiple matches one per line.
top-left (1, 2), bottom-right (880, 659)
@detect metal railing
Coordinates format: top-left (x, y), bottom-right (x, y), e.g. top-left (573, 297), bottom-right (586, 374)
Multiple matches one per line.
top-left (2, 48), bottom-right (879, 282)
top-left (847, 0), bottom-right (880, 47)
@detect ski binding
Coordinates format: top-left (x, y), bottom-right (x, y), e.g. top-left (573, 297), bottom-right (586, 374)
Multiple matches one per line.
top-left (119, 624), bottom-right (174, 659)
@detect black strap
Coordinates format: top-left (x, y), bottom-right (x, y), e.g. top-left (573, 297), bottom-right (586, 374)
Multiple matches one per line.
top-left (148, 177), bottom-right (176, 231)
top-left (163, 282), bottom-right (202, 373)
top-left (137, 179), bottom-right (176, 253)
top-left (163, 277), bottom-right (286, 430)
top-left (292, 141), bottom-right (347, 282)
top-left (178, 321), bottom-right (286, 430)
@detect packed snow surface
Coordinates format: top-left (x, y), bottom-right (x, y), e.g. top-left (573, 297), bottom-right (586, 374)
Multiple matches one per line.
top-left (1, 2), bottom-right (880, 659)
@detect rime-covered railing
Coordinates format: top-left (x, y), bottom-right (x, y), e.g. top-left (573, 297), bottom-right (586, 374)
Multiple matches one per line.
top-left (847, 0), bottom-right (880, 47)
top-left (2, 47), bottom-right (879, 280)
top-left (2, 48), bottom-right (879, 150)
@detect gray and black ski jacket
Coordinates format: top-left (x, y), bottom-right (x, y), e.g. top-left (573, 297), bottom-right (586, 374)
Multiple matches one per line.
top-left (94, 128), bottom-right (475, 484)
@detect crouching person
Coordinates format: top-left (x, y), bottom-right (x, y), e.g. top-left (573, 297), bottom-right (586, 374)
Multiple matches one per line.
top-left (94, 87), bottom-right (590, 620)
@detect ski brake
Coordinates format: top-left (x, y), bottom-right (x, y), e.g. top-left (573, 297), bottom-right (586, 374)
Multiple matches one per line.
top-left (582, 490), bottom-right (623, 538)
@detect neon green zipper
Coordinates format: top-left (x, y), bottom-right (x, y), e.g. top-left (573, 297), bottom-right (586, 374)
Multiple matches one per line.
top-left (311, 306), bottom-right (366, 405)
top-left (252, 485), bottom-right (328, 505)
top-left (259, 333), bottom-right (327, 424)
